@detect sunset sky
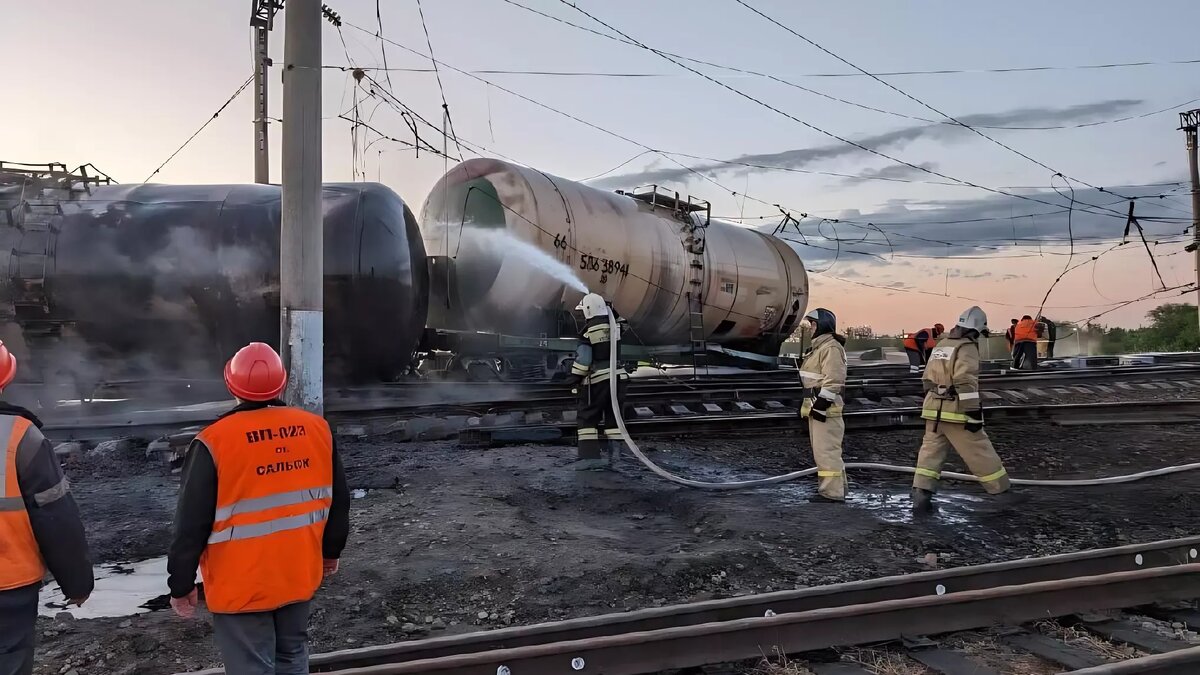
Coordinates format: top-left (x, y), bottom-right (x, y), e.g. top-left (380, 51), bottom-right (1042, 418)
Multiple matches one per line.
top-left (4, 0), bottom-right (1197, 334)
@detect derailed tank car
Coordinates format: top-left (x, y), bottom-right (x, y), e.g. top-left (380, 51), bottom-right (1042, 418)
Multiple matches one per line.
top-left (420, 158), bottom-right (808, 361)
top-left (1, 181), bottom-right (428, 391)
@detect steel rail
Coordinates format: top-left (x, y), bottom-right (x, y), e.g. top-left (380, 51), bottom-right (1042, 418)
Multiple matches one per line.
top-left (1062, 645), bottom-right (1200, 674)
top-left (458, 399), bottom-right (1200, 445)
top-left (251, 537), bottom-right (1200, 673)
top-left (308, 566), bottom-right (1200, 675)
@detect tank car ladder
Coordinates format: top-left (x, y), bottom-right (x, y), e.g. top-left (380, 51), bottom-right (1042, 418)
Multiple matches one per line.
top-left (0, 162), bottom-right (112, 326)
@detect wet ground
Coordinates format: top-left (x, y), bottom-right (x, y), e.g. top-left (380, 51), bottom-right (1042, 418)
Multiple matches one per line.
top-left (33, 421), bottom-right (1200, 674)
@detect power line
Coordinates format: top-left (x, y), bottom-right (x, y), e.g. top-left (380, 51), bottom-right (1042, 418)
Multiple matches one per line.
top-left (413, 0), bottom-right (464, 159)
top-left (732, 0), bottom-right (1133, 202)
top-left (497, 0), bottom-right (1200, 79)
top-left (554, 1), bottom-right (1133, 222)
top-left (143, 73), bottom-right (254, 183)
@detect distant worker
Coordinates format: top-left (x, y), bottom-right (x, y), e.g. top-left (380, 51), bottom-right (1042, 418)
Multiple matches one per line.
top-left (1004, 319), bottom-right (1018, 356)
top-left (1038, 316), bottom-right (1058, 358)
top-left (566, 293), bottom-right (629, 470)
top-left (903, 323), bottom-right (945, 373)
top-left (798, 308), bottom-right (848, 503)
top-left (911, 307), bottom-right (1011, 513)
top-left (168, 342), bottom-right (350, 675)
top-left (0, 341), bottom-right (93, 675)
top-left (1012, 315), bottom-right (1039, 370)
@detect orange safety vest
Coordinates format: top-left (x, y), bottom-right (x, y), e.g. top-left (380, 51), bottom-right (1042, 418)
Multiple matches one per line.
top-left (0, 415), bottom-right (47, 591)
top-left (198, 406), bottom-right (334, 614)
top-left (1013, 319), bottom-right (1038, 343)
top-left (903, 329), bottom-right (938, 352)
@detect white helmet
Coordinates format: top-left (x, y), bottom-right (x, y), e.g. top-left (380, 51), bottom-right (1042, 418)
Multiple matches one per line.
top-left (956, 305), bottom-right (989, 334)
top-left (575, 293), bottom-right (609, 320)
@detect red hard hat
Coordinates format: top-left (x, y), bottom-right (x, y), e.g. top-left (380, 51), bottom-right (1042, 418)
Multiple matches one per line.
top-left (223, 342), bottom-right (287, 402)
top-left (0, 341), bottom-right (16, 390)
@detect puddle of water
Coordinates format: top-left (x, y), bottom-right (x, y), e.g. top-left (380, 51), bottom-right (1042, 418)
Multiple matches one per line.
top-left (775, 482), bottom-right (981, 526)
top-left (39, 556), bottom-right (180, 619)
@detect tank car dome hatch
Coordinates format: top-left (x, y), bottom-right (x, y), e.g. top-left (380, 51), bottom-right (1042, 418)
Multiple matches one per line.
top-left (420, 158), bottom-right (808, 359)
top-left (6, 182), bottom-right (427, 390)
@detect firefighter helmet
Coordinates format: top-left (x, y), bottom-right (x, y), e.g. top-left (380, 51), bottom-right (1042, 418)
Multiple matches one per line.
top-left (575, 293), bottom-right (609, 320)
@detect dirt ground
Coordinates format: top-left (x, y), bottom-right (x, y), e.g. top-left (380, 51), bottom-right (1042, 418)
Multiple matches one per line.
top-left (33, 420), bottom-right (1200, 674)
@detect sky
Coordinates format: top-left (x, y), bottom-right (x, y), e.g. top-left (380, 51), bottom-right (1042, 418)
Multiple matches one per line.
top-left (4, 0), bottom-right (1198, 334)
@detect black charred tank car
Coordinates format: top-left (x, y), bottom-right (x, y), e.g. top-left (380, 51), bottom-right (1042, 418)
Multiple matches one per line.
top-left (0, 171), bottom-right (428, 399)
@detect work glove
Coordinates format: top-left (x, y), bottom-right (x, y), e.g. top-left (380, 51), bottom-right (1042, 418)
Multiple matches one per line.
top-left (809, 396), bottom-right (831, 423)
top-left (964, 409), bottom-right (984, 433)
top-left (171, 588), bottom-right (200, 620)
top-left (323, 558), bottom-right (340, 578)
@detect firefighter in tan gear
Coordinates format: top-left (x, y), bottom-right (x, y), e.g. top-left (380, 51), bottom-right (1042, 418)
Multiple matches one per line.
top-left (912, 306), bottom-right (1012, 513)
top-left (798, 308), bottom-right (848, 503)
top-left (566, 293), bottom-right (628, 471)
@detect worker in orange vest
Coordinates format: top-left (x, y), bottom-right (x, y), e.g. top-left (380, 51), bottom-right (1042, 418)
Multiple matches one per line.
top-left (0, 341), bottom-right (93, 675)
top-left (168, 343), bottom-right (350, 674)
top-left (1012, 315), bottom-right (1039, 370)
top-left (903, 324), bottom-right (944, 373)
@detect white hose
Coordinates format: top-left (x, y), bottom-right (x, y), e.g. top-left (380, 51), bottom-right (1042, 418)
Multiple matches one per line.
top-left (604, 312), bottom-right (1200, 490)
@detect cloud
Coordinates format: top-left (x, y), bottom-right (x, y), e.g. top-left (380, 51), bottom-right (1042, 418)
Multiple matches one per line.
top-left (843, 163), bottom-right (938, 185)
top-left (593, 99), bottom-right (1143, 188)
top-left (756, 179), bottom-right (1191, 264)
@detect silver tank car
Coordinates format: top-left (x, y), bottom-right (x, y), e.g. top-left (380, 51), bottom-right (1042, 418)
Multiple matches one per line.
top-left (420, 158), bottom-right (808, 357)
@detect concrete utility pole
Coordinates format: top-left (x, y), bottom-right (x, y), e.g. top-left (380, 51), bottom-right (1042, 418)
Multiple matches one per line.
top-left (250, 1), bottom-right (279, 184)
top-left (280, 0), bottom-right (323, 413)
top-left (1180, 109), bottom-right (1200, 335)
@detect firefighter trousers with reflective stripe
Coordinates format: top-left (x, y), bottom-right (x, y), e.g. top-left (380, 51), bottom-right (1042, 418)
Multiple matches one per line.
top-left (576, 378), bottom-right (627, 460)
top-left (809, 415), bottom-right (846, 500)
top-left (212, 600), bottom-right (311, 675)
top-left (0, 582), bottom-right (39, 675)
top-left (912, 420), bottom-right (1010, 494)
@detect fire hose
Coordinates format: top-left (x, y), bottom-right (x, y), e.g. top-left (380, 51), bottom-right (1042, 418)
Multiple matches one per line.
top-left (604, 311), bottom-right (1200, 490)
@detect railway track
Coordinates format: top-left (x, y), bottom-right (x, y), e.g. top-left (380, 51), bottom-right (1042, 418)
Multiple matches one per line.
top-left (184, 537), bottom-right (1200, 675)
top-left (36, 364), bottom-right (1200, 443)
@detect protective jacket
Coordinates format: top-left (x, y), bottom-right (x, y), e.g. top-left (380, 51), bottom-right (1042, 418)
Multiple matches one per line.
top-left (903, 329), bottom-right (938, 352)
top-left (569, 315), bottom-right (628, 385)
top-left (799, 333), bottom-right (847, 418)
top-left (1013, 318), bottom-right (1038, 343)
top-left (168, 400), bottom-right (350, 614)
top-left (920, 333), bottom-right (983, 424)
top-left (0, 403), bottom-right (92, 596)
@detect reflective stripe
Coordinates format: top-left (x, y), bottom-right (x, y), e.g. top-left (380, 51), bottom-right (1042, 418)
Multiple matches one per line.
top-left (214, 486), bottom-right (333, 522)
top-left (914, 467), bottom-right (941, 479)
top-left (577, 428), bottom-right (599, 439)
top-left (921, 409), bottom-right (971, 423)
top-left (33, 477), bottom-right (69, 507)
top-left (958, 392), bottom-right (980, 401)
top-left (0, 496), bottom-right (24, 511)
top-left (817, 470), bottom-right (842, 477)
top-left (208, 508), bottom-right (328, 545)
top-left (602, 429), bottom-right (625, 438)
top-left (0, 415), bottom-right (17, 493)
top-left (978, 468), bottom-right (1008, 484)
top-left (817, 388), bottom-right (838, 401)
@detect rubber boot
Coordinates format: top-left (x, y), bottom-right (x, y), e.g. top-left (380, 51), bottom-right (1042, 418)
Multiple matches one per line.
top-left (807, 494), bottom-right (844, 504)
top-left (605, 442), bottom-right (621, 470)
top-left (912, 487), bottom-right (935, 514)
top-left (570, 458), bottom-right (607, 471)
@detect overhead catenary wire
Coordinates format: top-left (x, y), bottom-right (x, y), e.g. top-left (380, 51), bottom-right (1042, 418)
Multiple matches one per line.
top-left (732, 0), bottom-right (1135, 202)
top-left (414, 0), bottom-right (464, 159)
top-left (553, 1), bottom-right (1133, 222)
top-left (143, 73), bottom-right (254, 183)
